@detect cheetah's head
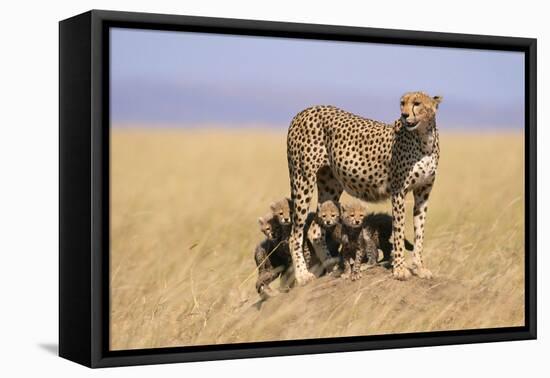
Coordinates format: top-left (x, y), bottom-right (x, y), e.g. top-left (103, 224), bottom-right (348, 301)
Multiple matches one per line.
top-left (317, 200), bottom-right (340, 228)
top-left (341, 202), bottom-right (367, 228)
top-left (258, 214), bottom-right (279, 240)
top-left (400, 92), bottom-right (443, 133)
top-left (270, 197), bottom-right (292, 226)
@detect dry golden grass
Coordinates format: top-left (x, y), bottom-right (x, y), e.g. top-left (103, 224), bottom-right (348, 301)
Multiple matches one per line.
top-left (110, 128), bottom-right (524, 350)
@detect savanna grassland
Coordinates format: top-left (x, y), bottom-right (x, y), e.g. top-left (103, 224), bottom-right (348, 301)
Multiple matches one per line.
top-left (110, 128), bottom-right (524, 350)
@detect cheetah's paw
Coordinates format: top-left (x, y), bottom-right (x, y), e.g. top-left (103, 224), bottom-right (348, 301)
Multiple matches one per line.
top-left (411, 266), bottom-right (433, 279)
top-left (392, 266), bottom-right (412, 280)
top-left (340, 271), bottom-right (350, 280)
top-left (259, 285), bottom-right (278, 300)
top-left (350, 271), bottom-right (362, 281)
top-left (295, 271), bottom-right (316, 286)
top-left (360, 262), bottom-right (377, 271)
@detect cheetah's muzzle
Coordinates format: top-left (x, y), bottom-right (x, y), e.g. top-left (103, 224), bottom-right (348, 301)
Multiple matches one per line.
top-left (405, 121), bottom-right (419, 130)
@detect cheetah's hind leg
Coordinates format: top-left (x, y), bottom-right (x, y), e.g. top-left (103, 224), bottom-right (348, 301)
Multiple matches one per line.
top-left (288, 174), bottom-right (317, 285)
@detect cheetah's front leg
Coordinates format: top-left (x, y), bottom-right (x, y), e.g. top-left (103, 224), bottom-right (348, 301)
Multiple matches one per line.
top-left (350, 247), bottom-right (364, 281)
top-left (341, 254), bottom-right (352, 279)
top-left (254, 250), bottom-right (279, 299)
top-left (339, 234), bottom-right (352, 279)
top-left (391, 192), bottom-right (412, 280)
top-left (411, 186), bottom-right (433, 279)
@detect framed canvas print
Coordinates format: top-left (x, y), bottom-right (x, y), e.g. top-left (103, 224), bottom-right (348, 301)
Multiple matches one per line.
top-left (59, 10), bottom-right (537, 368)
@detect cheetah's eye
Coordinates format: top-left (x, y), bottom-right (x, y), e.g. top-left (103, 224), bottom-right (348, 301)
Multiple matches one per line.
top-left (279, 211), bottom-right (283, 215)
top-left (413, 101), bottom-right (421, 106)
top-left (400, 101), bottom-right (405, 106)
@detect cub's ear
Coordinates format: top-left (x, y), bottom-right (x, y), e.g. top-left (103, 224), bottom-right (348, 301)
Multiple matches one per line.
top-left (269, 202), bottom-right (276, 211)
top-left (340, 203), bottom-right (348, 212)
top-left (285, 196), bottom-right (292, 204)
top-left (433, 95), bottom-right (443, 108)
top-left (258, 217), bottom-right (265, 226)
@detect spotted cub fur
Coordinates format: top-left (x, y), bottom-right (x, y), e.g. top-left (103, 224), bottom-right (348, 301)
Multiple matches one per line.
top-left (254, 212), bottom-right (291, 299)
top-left (270, 197), bottom-right (318, 268)
top-left (306, 200), bottom-right (342, 266)
top-left (270, 197), bottom-right (292, 227)
top-left (362, 213), bottom-right (415, 266)
top-left (255, 198), bottom-right (320, 298)
top-left (339, 203), bottom-right (378, 281)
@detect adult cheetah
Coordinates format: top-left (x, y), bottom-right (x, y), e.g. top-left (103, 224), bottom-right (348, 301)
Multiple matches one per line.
top-left (286, 91), bottom-right (442, 285)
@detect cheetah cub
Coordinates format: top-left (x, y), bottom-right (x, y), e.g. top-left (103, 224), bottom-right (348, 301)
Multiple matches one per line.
top-left (271, 196), bottom-right (320, 269)
top-left (254, 197), bottom-right (305, 299)
top-left (306, 200), bottom-right (342, 268)
top-left (254, 212), bottom-right (291, 299)
top-left (270, 197), bottom-right (292, 227)
top-left (256, 197), bottom-right (335, 298)
top-left (339, 202), bottom-right (379, 281)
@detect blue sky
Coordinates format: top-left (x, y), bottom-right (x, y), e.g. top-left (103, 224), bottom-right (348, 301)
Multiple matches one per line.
top-left (110, 28), bottom-right (525, 130)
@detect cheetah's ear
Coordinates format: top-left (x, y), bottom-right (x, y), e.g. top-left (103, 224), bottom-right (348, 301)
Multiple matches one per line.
top-left (258, 217), bottom-right (265, 226)
top-left (269, 202), bottom-right (276, 211)
top-left (433, 96), bottom-right (443, 108)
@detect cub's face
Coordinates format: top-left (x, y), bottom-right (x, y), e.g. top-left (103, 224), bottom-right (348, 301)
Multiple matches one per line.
top-left (258, 215), bottom-right (279, 240)
top-left (341, 203), bottom-right (367, 228)
top-left (270, 197), bottom-right (292, 226)
top-left (317, 200), bottom-right (340, 227)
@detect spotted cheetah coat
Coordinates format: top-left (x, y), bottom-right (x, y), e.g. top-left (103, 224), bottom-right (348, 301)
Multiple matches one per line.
top-left (286, 105), bottom-right (439, 284)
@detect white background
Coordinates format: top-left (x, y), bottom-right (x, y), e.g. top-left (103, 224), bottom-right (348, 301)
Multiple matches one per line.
top-left (0, 0), bottom-right (546, 376)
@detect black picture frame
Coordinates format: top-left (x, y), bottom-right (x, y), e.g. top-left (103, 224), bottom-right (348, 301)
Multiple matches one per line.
top-left (59, 9), bottom-right (537, 368)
